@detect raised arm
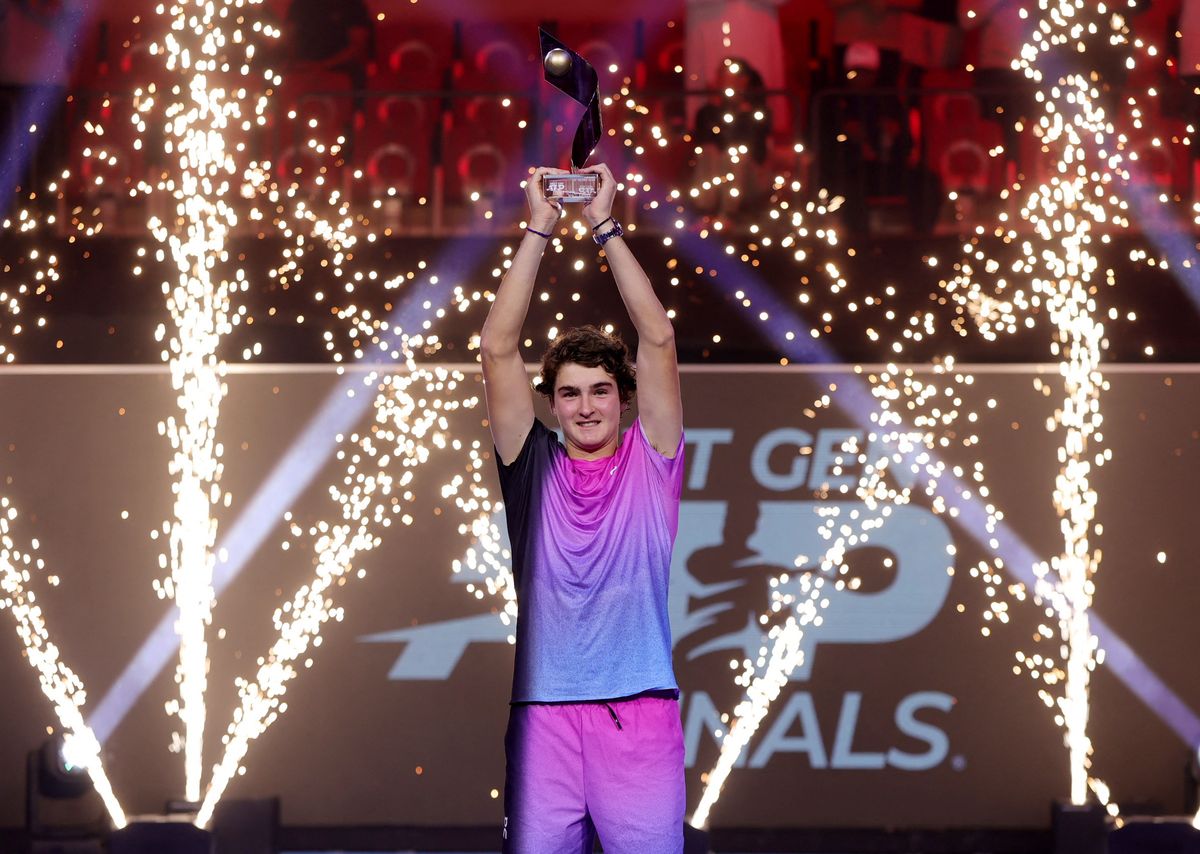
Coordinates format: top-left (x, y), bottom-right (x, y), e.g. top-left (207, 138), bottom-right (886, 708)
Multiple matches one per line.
top-left (580, 163), bottom-right (683, 457)
top-left (480, 167), bottom-right (564, 464)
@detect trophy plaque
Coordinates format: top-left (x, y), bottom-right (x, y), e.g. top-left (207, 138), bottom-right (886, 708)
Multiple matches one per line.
top-left (539, 29), bottom-right (602, 203)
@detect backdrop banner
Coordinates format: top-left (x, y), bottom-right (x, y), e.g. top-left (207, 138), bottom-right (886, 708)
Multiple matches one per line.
top-left (0, 365), bottom-right (1194, 829)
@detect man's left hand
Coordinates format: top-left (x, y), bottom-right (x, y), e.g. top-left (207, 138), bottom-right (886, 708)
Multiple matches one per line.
top-left (580, 163), bottom-right (617, 229)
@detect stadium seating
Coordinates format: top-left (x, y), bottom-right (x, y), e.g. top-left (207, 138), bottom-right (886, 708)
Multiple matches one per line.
top-left (19, 11), bottom-right (1198, 236)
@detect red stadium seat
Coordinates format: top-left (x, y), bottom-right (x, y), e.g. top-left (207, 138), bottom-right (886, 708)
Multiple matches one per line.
top-left (931, 91), bottom-right (982, 129)
top-left (97, 14), bottom-right (171, 93)
top-left (371, 24), bottom-right (451, 90)
top-left (390, 39), bottom-right (438, 76)
top-left (377, 94), bottom-right (430, 133)
top-left (456, 25), bottom-right (535, 92)
top-left (922, 89), bottom-right (1004, 194)
top-left (457, 142), bottom-right (506, 199)
top-left (355, 93), bottom-right (435, 201)
top-left (555, 24), bottom-right (637, 89)
top-left (940, 139), bottom-right (989, 193)
top-left (578, 38), bottom-right (622, 79)
top-left (477, 40), bottom-right (525, 82)
top-left (442, 90), bottom-right (528, 205)
top-left (60, 89), bottom-right (154, 228)
top-left (264, 70), bottom-right (356, 197)
top-left (641, 23), bottom-right (684, 90)
top-left (274, 70), bottom-right (355, 150)
top-left (276, 143), bottom-right (325, 193)
top-left (1129, 142), bottom-right (1177, 190)
top-left (462, 94), bottom-right (527, 129)
top-left (366, 142), bottom-right (419, 196)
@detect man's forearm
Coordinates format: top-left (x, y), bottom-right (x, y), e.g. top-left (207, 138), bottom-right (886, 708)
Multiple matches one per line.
top-left (600, 235), bottom-right (674, 347)
top-left (480, 229), bottom-right (552, 356)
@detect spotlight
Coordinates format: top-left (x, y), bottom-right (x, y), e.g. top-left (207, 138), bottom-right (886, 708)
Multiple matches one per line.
top-left (26, 736), bottom-right (106, 851)
top-left (37, 736), bottom-right (91, 800)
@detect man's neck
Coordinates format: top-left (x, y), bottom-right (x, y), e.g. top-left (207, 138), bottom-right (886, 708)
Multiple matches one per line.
top-left (565, 436), bottom-right (620, 461)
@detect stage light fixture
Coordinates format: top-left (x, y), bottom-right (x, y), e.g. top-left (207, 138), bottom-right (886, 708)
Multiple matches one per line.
top-left (37, 736), bottom-right (92, 800)
top-left (26, 736), bottom-right (107, 852)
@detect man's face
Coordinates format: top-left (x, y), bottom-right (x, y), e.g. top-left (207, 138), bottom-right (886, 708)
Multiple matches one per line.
top-left (549, 362), bottom-right (624, 459)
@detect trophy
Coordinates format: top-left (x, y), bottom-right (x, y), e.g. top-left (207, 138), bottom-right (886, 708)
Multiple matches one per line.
top-left (539, 28), bottom-right (602, 203)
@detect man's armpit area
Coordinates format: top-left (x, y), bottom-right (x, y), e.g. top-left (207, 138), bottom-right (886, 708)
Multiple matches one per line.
top-left (497, 420), bottom-right (539, 469)
top-left (650, 440), bottom-right (678, 460)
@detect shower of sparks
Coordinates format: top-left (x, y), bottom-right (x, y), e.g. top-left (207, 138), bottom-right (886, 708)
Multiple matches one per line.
top-left (692, 572), bottom-right (825, 829)
top-left (691, 411), bottom-right (979, 825)
top-left (0, 497), bottom-right (127, 828)
top-left (150, 0), bottom-right (269, 803)
top-left (446, 472), bottom-right (516, 630)
top-left (0, 0), bottom-right (1191, 828)
top-left (632, 68), bottom-right (1016, 818)
top-left (195, 363), bottom-right (477, 826)
top-left (685, 0), bottom-right (1195, 820)
top-left (0, 210), bottom-right (59, 362)
top-left (952, 0), bottom-right (1126, 808)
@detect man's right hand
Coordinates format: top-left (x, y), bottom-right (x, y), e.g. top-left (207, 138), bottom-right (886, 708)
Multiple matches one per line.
top-left (525, 166), bottom-right (567, 234)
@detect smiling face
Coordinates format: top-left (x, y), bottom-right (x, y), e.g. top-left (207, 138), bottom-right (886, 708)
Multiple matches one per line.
top-left (549, 362), bottom-right (625, 460)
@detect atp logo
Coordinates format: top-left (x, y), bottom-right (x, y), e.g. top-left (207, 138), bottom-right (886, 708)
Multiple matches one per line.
top-left (360, 499), bottom-right (954, 683)
top-left (360, 424), bottom-right (961, 772)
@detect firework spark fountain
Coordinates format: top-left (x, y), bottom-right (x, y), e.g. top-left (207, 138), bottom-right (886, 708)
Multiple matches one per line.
top-left (691, 572), bottom-right (825, 828)
top-left (150, 0), bottom-right (266, 803)
top-left (0, 210), bottom-right (59, 364)
top-left (685, 0), bottom-right (1193, 819)
top-left (0, 0), bottom-right (1192, 832)
top-left (963, 0), bottom-right (1120, 805)
top-left (194, 363), bottom-right (478, 826)
top-left (0, 497), bottom-right (126, 827)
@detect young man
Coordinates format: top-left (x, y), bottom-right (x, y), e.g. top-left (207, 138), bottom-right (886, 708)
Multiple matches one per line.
top-left (479, 163), bottom-right (685, 854)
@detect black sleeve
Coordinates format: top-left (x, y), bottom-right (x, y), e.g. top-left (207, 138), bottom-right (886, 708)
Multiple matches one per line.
top-left (496, 420), bottom-right (552, 590)
top-left (494, 419), bottom-right (549, 532)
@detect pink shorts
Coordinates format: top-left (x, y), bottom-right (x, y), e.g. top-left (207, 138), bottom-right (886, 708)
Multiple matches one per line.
top-left (502, 695), bottom-right (685, 854)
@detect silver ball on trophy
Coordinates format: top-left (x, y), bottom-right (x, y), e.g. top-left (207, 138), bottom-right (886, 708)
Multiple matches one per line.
top-left (543, 47), bottom-right (573, 78)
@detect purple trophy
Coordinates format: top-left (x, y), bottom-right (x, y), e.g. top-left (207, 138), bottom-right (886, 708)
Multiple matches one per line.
top-left (539, 28), bottom-right (603, 203)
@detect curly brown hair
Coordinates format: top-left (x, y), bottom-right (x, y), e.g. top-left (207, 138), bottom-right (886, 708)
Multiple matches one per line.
top-left (536, 325), bottom-right (637, 405)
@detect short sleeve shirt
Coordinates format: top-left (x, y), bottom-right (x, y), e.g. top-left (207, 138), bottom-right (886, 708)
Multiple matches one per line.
top-left (498, 418), bottom-right (685, 703)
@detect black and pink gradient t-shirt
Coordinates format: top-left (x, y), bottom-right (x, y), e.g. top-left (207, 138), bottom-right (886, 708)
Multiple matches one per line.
top-left (497, 417), bottom-right (685, 703)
